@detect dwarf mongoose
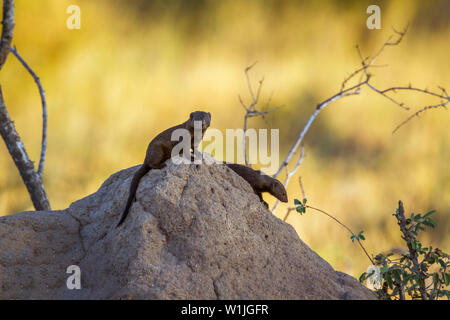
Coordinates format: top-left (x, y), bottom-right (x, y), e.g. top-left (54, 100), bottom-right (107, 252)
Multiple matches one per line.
top-left (117, 111), bottom-right (211, 227)
top-left (225, 163), bottom-right (288, 207)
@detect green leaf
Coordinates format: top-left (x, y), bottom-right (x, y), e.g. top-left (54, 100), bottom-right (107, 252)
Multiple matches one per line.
top-left (402, 274), bottom-right (411, 285)
top-left (417, 278), bottom-right (425, 288)
top-left (359, 272), bottom-right (367, 283)
top-left (294, 199), bottom-right (301, 205)
top-left (433, 273), bottom-right (439, 287)
top-left (423, 210), bottom-right (436, 217)
top-left (444, 273), bottom-right (450, 286)
top-left (385, 273), bottom-right (393, 289)
top-left (375, 254), bottom-right (383, 261)
top-left (295, 203), bottom-right (306, 215)
top-left (424, 218), bottom-right (436, 228)
top-left (393, 270), bottom-right (401, 282)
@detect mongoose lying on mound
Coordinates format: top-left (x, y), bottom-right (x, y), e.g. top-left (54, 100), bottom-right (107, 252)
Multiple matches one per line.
top-left (225, 163), bottom-right (288, 208)
top-left (117, 111), bottom-right (211, 227)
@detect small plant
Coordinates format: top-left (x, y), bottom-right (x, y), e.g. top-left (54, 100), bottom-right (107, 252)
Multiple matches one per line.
top-left (359, 201), bottom-right (449, 300)
top-left (292, 197), bottom-right (449, 300)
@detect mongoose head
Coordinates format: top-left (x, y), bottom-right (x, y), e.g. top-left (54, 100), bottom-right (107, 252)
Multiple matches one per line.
top-left (188, 111), bottom-right (211, 129)
top-left (270, 179), bottom-right (288, 202)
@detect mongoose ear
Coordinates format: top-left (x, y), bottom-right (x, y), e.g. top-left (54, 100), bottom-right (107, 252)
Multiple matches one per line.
top-left (189, 112), bottom-right (194, 119)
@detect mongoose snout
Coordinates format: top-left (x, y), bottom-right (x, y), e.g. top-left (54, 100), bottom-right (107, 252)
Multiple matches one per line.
top-left (270, 179), bottom-right (288, 202)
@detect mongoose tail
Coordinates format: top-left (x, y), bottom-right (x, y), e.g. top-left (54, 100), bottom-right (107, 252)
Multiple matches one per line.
top-left (116, 164), bottom-right (150, 227)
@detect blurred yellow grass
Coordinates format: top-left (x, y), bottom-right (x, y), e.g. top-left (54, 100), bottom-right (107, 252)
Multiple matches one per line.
top-left (0, 0), bottom-right (448, 278)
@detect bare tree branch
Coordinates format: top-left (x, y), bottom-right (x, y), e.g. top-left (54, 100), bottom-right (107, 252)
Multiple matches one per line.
top-left (392, 100), bottom-right (448, 134)
top-left (271, 144), bottom-right (305, 212)
top-left (282, 206), bottom-right (296, 222)
top-left (272, 25), bottom-right (449, 192)
top-left (10, 46), bottom-right (48, 177)
top-left (281, 176), bottom-right (304, 222)
top-left (239, 62), bottom-right (284, 166)
top-left (298, 176), bottom-right (306, 200)
top-left (0, 0), bottom-right (14, 70)
top-left (273, 80), bottom-right (365, 179)
top-left (0, 86), bottom-right (50, 210)
top-left (234, 27), bottom-right (448, 218)
top-left (0, 0), bottom-right (51, 211)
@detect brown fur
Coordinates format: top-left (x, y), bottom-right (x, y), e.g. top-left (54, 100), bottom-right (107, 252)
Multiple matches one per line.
top-left (225, 163), bottom-right (288, 208)
top-left (117, 111), bottom-right (211, 227)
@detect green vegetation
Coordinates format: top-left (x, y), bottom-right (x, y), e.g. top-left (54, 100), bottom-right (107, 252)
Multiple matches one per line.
top-left (360, 201), bottom-right (449, 300)
top-left (294, 197), bottom-right (449, 299)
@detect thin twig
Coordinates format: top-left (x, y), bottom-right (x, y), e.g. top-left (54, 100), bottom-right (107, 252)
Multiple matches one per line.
top-left (240, 62), bottom-right (284, 166)
top-left (9, 46), bottom-right (47, 177)
top-left (392, 102), bottom-right (448, 134)
top-left (299, 176), bottom-right (306, 200)
top-left (272, 144), bottom-right (305, 212)
top-left (282, 206), bottom-right (296, 222)
top-left (281, 172), bottom-right (374, 264)
top-left (282, 176), bottom-right (306, 222)
top-left (305, 204), bottom-right (374, 265)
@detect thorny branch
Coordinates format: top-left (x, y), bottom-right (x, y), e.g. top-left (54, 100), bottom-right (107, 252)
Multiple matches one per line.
top-left (270, 25), bottom-right (448, 201)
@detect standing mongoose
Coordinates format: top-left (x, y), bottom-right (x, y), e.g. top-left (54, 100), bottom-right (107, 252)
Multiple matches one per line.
top-left (116, 111), bottom-right (211, 227)
top-left (225, 163), bottom-right (288, 208)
